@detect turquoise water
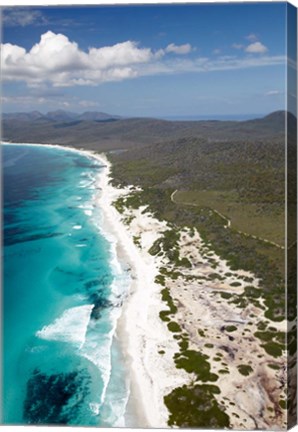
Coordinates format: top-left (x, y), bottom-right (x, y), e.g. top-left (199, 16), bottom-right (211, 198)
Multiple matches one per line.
top-left (2, 144), bottom-right (130, 426)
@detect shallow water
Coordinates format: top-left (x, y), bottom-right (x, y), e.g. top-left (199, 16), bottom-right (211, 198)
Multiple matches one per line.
top-left (2, 144), bottom-right (130, 426)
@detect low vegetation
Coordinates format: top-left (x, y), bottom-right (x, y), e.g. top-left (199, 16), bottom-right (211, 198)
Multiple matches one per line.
top-left (164, 384), bottom-right (230, 428)
top-left (110, 186), bottom-right (286, 325)
top-left (173, 189), bottom-right (284, 246)
top-left (110, 135), bottom-right (290, 424)
top-left (237, 365), bottom-right (253, 376)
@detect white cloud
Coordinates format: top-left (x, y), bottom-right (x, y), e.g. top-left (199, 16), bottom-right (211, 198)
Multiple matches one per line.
top-left (265, 90), bottom-right (282, 96)
top-left (1, 31), bottom-right (154, 86)
top-left (1, 95), bottom-right (47, 105)
top-left (233, 40), bottom-right (268, 54)
top-left (212, 49), bottom-right (221, 55)
top-left (1, 94), bottom-right (99, 109)
top-left (165, 43), bottom-right (192, 55)
top-left (246, 33), bottom-right (258, 42)
top-left (78, 100), bottom-right (99, 108)
top-left (1, 31), bottom-right (283, 88)
top-left (245, 42), bottom-right (268, 54)
top-left (137, 55), bottom-right (285, 77)
top-left (232, 43), bottom-right (244, 50)
top-left (3, 8), bottom-right (47, 27)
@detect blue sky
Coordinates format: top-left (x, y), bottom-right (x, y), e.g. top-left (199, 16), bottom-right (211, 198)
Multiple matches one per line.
top-left (1, 3), bottom-right (289, 117)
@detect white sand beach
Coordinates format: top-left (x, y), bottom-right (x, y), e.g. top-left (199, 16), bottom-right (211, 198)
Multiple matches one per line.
top-left (96, 154), bottom-right (191, 427)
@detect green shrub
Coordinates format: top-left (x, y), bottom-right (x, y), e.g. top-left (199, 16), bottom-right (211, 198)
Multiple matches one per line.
top-left (237, 365), bottom-right (253, 376)
top-left (168, 321), bottom-right (181, 333)
top-left (225, 325), bottom-right (237, 332)
top-left (164, 384), bottom-right (229, 428)
top-left (262, 342), bottom-right (283, 358)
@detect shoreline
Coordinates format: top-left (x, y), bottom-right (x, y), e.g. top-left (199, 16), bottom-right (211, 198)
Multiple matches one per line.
top-left (4, 142), bottom-right (288, 429)
top-left (4, 142), bottom-right (183, 427)
top-left (95, 153), bottom-right (190, 427)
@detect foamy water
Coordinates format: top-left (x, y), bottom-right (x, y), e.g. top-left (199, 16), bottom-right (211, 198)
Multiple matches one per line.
top-left (36, 304), bottom-right (94, 348)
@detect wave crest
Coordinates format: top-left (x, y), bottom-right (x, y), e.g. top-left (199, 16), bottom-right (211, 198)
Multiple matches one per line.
top-left (36, 304), bottom-right (94, 348)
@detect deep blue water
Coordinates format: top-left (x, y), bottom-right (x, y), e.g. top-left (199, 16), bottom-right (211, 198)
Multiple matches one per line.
top-left (2, 144), bottom-right (130, 426)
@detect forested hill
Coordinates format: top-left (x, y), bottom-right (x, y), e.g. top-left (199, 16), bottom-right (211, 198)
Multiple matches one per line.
top-left (2, 110), bottom-right (293, 152)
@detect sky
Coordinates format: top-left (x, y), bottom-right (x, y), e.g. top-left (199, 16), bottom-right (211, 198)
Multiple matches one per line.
top-left (1, 2), bottom-right (292, 117)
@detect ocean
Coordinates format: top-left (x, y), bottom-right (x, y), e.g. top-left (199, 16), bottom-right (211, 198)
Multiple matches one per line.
top-left (2, 143), bottom-right (130, 426)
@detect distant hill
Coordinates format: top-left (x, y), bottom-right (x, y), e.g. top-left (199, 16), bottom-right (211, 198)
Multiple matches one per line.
top-left (2, 111), bottom-right (45, 122)
top-left (46, 110), bottom-right (78, 122)
top-left (2, 110), bottom-right (292, 152)
top-left (242, 110), bottom-right (286, 134)
top-left (2, 110), bottom-right (121, 124)
top-left (77, 111), bottom-right (121, 121)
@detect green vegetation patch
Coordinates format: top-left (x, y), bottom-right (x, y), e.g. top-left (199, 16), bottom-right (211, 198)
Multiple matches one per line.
top-left (179, 257), bottom-right (192, 268)
top-left (174, 350), bottom-right (218, 382)
top-left (257, 321), bottom-right (268, 331)
top-left (237, 365), bottom-right (253, 376)
top-left (254, 331), bottom-right (273, 342)
top-left (133, 235), bottom-right (141, 247)
top-left (264, 294), bottom-right (285, 322)
top-left (164, 384), bottom-right (229, 428)
top-left (159, 311), bottom-right (170, 322)
top-left (111, 158), bottom-right (178, 188)
top-left (205, 343), bottom-right (214, 349)
top-left (148, 238), bottom-right (163, 256)
top-left (268, 363), bottom-right (280, 370)
top-left (230, 281), bottom-right (242, 287)
top-left (159, 287), bottom-right (178, 322)
top-left (209, 273), bottom-right (222, 281)
top-left (112, 197), bottom-right (126, 214)
top-left (174, 189), bottom-right (284, 246)
top-left (179, 338), bottom-right (189, 351)
top-left (155, 274), bottom-right (166, 286)
top-left (244, 286), bottom-right (261, 298)
top-left (168, 321), bottom-right (182, 333)
top-left (225, 325), bottom-right (237, 332)
top-left (262, 342), bottom-right (284, 358)
top-left (149, 229), bottom-right (193, 268)
top-left (254, 331), bottom-right (286, 353)
top-left (220, 292), bottom-right (232, 299)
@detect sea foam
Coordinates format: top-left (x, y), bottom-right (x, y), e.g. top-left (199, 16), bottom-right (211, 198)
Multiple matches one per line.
top-left (36, 304), bottom-right (94, 348)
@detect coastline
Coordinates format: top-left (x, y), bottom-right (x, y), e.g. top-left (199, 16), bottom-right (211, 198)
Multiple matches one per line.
top-left (3, 142), bottom-right (188, 427)
top-left (95, 153), bottom-right (190, 427)
top-left (4, 142), bottom-right (288, 429)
